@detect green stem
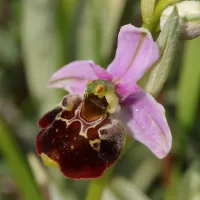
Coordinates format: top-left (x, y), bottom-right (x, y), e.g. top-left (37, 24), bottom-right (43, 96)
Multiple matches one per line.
top-left (0, 120), bottom-right (44, 200)
top-left (86, 167), bottom-right (112, 200)
top-left (143, 0), bottom-right (181, 32)
top-left (164, 160), bottom-right (182, 200)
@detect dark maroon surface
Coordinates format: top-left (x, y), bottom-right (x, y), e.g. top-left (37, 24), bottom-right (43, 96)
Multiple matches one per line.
top-left (38, 107), bottom-right (62, 128)
top-left (36, 95), bottom-right (125, 179)
top-left (37, 119), bottom-right (107, 179)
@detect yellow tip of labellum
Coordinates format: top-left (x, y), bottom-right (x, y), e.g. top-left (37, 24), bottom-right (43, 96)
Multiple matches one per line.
top-left (41, 153), bottom-right (59, 168)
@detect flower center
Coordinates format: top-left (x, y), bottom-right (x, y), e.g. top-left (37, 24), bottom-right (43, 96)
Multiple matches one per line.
top-left (85, 80), bottom-right (120, 114)
top-left (81, 94), bottom-right (108, 121)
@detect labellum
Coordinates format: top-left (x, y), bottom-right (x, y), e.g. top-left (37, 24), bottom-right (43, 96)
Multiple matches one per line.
top-left (36, 81), bottom-right (126, 179)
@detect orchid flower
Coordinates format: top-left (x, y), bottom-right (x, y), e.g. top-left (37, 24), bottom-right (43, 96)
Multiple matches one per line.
top-left (36, 24), bottom-right (172, 179)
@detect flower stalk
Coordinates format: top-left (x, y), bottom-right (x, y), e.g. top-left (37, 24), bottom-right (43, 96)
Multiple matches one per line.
top-left (141, 0), bottom-right (156, 24)
top-left (86, 167), bottom-right (112, 200)
top-left (143, 0), bottom-right (182, 32)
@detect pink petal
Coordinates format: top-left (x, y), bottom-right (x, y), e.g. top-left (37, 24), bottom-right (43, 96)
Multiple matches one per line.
top-left (48, 60), bottom-right (112, 94)
top-left (107, 24), bottom-right (160, 84)
top-left (90, 63), bottom-right (113, 80)
top-left (116, 81), bottom-right (140, 101)
top-left (119, 89), bottom-right (172, 159)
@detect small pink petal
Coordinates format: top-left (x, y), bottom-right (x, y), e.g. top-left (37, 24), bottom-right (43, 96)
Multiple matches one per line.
top-left (48, 60), bottom-right (111, 94)
top-left (116, 81), bottom-right (140, 101)
top-left (119, 89), bottom-right (172, 159)
top-left (107, 24), bottom-right (160, 84)
top-left (90, 63), bottom-right (113, 81)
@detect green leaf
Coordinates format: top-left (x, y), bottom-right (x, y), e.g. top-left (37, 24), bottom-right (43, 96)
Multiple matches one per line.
top-left (177, 161), bottom-right (200, 200)
top-left (77, 0), bottom-right (102, 64)
top-left (141, 0), bottom-right (156, 24)
top-left (177, 37), bottom-right (200, 130)
top-left (0, 120), bottom-right (44, 200)
top-left (110, 177), bottom-right (150, 200)
top-left (76, 2), bottom-right (92, 60)
top-left (58, 0), bottom-right (85, 63)
top-left (0, 30), bottom-right (18, 65)
top-left (102, 187), bottom-right (119, 200)
top-left (142, 7), bottom-right (180, 97)
top-left (21, 0), bottom-right (62, 114)
top-left (132, 158), bottom-right (161, 191)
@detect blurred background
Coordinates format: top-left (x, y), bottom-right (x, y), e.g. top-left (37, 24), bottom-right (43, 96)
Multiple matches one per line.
top-left (0, 0), bottom-right (200, 200)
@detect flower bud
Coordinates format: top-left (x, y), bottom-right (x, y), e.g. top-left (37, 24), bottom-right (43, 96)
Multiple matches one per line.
top-left (160, 1), bottom-right (200, 39)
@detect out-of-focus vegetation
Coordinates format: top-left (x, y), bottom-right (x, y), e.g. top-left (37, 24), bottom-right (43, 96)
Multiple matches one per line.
top-left (0, 0), bottom-right (199, 200)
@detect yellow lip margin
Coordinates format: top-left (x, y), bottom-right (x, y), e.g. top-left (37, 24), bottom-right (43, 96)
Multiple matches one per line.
top-left (41, 153), bottom-right (59, 168)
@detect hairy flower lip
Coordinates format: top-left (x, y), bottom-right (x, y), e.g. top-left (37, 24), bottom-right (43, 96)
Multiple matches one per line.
top-left (37, 94), bottom-right (126, 179)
